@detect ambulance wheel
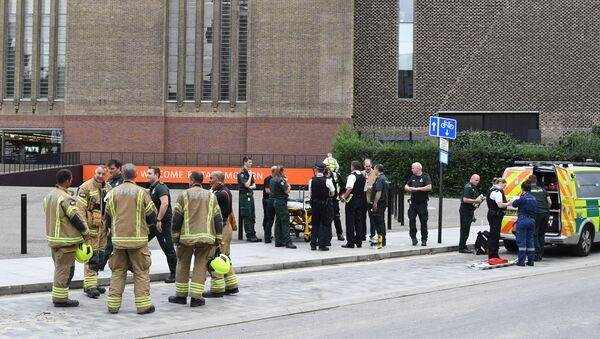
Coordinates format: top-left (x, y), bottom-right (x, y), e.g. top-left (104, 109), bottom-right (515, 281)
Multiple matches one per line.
top-left (503, 240), bottom-right (518, 253)
top-left (573, 225), bottom-right (593, 257)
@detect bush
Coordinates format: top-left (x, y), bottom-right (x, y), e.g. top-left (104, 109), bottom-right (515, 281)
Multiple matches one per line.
top-left (332, 126), bottom-right (600, 197)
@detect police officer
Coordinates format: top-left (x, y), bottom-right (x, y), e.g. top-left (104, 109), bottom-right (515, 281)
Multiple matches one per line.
top-left (404, 162), bottom-right (432, 246)
top-left (528, 175), bottom-right (551, 261)
top-left (262, 166), bottom-right (276, 243)
top-left (105, 163), bottom-right (157, 314)
top-left (371, 164), bottom-right (390, 249)
top-left (238, 156), bottom-right (261, 242)
top-left (100, 159), bottom-right (124, 271)
top-left (76, 165), bottom-right (111, 298)
top-left (270, 166), bottom-right (296, 249)
top-left (486, 178), bottom-right (510, 260)
top-left (309, 162), bottom-right (335, 251)
top-left (147, 166), bottom-right (177, 283)
top-left (511, 181), bottom-right (537, 266)
top-left (168, 171), bottom-right (224, 306)
top-left (44, 169), bottom-right (90, 307)
top-left (341, 160), bottom-right (367, 248)
top-left (204, 171), bottom-right (239, 297)
top-left (458, 174), bottom-right (484, 253)
top-left (324, 157), bottom-right (345, 242)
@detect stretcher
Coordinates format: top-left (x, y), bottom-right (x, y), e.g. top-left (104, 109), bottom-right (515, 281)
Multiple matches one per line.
top-left (287, 199), bottom-right (312, 242)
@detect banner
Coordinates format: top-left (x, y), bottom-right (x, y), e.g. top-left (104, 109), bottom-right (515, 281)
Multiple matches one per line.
top-left (83, 165), bottom-right (315, 186)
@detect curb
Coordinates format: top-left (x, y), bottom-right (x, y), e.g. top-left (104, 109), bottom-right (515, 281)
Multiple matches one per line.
top-left (0, 244), bottom-right (459, 296)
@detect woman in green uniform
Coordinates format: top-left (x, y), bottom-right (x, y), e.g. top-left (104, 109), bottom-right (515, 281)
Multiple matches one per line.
top-left (270, 166), bottom-right (296, 249)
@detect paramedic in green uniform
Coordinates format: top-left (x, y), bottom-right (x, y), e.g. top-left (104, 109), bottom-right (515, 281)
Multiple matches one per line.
top-left (270, 166), bottom-right (296, 249)
top-left (238, 156), bottom-right (261, 242)
top-left (528, 175), bottom-right (551, 261)
top-left (458, 174), bottom-right (484, 253)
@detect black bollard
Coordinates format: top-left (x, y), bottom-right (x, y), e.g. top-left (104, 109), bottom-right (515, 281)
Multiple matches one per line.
top-left (238, 197), bottom-right (244, 240)
top-left (21, 194), bottom-right (27, 254)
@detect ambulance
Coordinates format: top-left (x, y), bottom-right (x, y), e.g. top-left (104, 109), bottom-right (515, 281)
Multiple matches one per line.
top-left (501, 161), bottom-right (600, 256)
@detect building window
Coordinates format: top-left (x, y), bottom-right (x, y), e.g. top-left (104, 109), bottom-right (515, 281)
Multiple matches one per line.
top-left (219, 0), bottom-right (231, 101)
top-left (237, 0), bottom-right (248, 101)
top-left (202, 0), bottom-right (214, 100)
top-left (185, 0), bottom-right (197, 101)
top-left (22, 0), bottom-right (34, 99)
top-left (167, 0), bottom-right (178, 101)
top-left (1, 129), bottom-right (63, 164)
top-left (39, 0), bottom-right (50, 99)
top-left (4, 0), bottom-right (17, 99)
top-left (398, 0), bottom-right (413, 98)
top-left (56, 0), bottom-right (67, 99)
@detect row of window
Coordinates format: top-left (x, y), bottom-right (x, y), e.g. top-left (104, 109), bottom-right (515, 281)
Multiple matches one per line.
top-left (3, 0), bottom-right (66, 101)
top-left (167, 0), bottom-right (248, 103)
top-left (398, 0), bottom-right (414, 98)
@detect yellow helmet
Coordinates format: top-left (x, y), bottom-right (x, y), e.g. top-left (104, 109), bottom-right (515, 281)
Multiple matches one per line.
top-left (208, 252), bottom-right (231, 275)
top-left (75, 243), bottom-right (93, 263)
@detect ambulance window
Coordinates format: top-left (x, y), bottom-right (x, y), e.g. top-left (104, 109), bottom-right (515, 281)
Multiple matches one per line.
top-left (574, 172), bottom-right (600, 198)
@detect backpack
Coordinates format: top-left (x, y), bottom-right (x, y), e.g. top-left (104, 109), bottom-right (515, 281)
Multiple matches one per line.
top-left (474, 231), bottom-right (490, 255)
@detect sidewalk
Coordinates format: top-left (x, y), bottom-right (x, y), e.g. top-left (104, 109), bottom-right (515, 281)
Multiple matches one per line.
top-left (0, 225), bottom-right (488, 296)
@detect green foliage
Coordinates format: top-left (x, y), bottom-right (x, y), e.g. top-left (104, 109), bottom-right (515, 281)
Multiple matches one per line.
top-left (331, 126), bottom-right (600, 197)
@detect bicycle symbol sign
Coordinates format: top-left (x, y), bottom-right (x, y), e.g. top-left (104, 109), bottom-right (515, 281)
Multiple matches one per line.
top-left (429, 116), bottom-right (457, 139)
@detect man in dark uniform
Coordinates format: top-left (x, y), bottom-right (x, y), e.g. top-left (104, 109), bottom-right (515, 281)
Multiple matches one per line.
top-left (341, 161), bottom-right (367, 248)
top-left (262, 166), bottom-right (276, 243)
top-left (371, 164), bottom-right (390, 249)
top-left (458, 174), bottom-right (484, 253)
top-left (309, 162), bottom-right (335, 251)
top-left (100, 159), bottom-right (124, 271)
top-left (238, 156), bottom-right (261, 242)
top-left (147, 166), bottom-right (178, 283)
top-left (528, 175), bottom-right (551, 261)
top-left (404, 162), bottom-right (432, 246)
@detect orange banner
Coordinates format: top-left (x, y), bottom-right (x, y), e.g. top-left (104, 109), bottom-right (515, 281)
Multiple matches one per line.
top-left (83, 165), bottom-right (315, 186)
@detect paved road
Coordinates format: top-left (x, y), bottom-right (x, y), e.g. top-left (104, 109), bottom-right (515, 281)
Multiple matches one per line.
top-left (1, 186), bottom-right (484, 259)
top-left (0, 246), bottom-right (597, 338)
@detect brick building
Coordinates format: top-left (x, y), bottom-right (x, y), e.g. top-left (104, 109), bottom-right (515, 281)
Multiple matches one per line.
top-left (0, 0), bottom-right (598, 163)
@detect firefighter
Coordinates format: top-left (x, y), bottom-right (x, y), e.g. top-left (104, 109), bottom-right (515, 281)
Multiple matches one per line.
top-left (168, 171), bottom-right (224, 307)
top-left (76, 165), bottom-right (111, 298)
top-left (105, 163), bottom-right (157, 314)
top-left (204, 171), bottom-right (239, 297)
top-left (43, 169), bottom-right (90, 307)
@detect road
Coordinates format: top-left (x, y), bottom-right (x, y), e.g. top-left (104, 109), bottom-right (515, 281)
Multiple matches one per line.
top-left (1, 246), bottom-right (598, 338)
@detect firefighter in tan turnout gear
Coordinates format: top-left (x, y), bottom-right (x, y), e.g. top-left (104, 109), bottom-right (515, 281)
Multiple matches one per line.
top-left (76, 165), bottom-right (111, 298)
top-left (43, 169), bottom-right (90, 307)
top-left (104, 163), bottom-right (158, 314)
top-left (168, 171), bottom-right (224, 307)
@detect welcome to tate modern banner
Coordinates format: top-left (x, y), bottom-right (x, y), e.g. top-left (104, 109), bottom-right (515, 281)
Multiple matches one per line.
top-left (82, 165), bottom-right (315, 186)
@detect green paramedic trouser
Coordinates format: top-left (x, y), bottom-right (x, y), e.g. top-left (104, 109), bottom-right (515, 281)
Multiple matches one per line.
top-left (273, 199), bottom-right (292, 246)
top-left (239, 191), bottom-right (256, 238)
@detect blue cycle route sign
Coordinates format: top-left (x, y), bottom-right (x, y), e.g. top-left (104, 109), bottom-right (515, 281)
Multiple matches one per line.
top-left (429, 116), bottom-right (457, 139)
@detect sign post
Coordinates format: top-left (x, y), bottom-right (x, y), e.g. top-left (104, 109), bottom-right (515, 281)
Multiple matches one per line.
top-left (429, 117), bottom-right (457, 244)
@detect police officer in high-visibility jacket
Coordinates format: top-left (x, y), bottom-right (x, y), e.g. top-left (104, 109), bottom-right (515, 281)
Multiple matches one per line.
top-left (204, 171), bottom-right (239, 297)
top-left (44, 169), bottom-right (90, 307)
top-left (168, 171), bottom-right (224, 307)
top-left (104, 163), bottom-right (157, 314)
top-left (76, 165), bottom-right (111, 298)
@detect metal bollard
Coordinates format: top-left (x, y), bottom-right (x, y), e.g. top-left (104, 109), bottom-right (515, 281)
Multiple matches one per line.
top-left (21, 194), bottom-right (27, 254)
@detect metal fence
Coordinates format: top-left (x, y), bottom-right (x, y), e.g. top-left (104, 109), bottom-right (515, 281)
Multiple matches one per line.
top-left (0, 152), bottom-right (80, 174)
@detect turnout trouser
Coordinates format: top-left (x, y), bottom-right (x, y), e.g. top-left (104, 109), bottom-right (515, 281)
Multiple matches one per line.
top-left (174, 243), bottom-right (213, 300)
top-left (107, 247), bottom-right (153, 314)
top-left (84, 226), bottom-right (107, 290)
top-left (458, 207), bottom-right (474, 250)
top-left (210, 223), bottom-right (238, 293)
top-left (239, 192), bottom-right (257, 238)
top-left (408, 203), bottom-right (428, 241)
top-left (51, 246), bottom-right (76, 303)
top-left (148, 221), bottom-right (177, 274)
top-left (534, 213), bottom-right (549, 258)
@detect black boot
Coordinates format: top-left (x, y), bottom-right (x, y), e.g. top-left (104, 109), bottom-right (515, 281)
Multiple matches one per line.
top-left (190, 298), bottom-right (205, 307)
top-left (168, 296), bottom-right (187, 304)
top-left (54, 299), bottom-right (79, 307)
top-left (225, 288), bottom-right (239, 295)
top-left (86, 288), bottom-right (100, 299)
top-left (97, 286), bottom-right (106, 294)
top-left (138, 305), bottom-right (155, 314)
top-left (202, 291), bottom-right (225, 298)
top-left (164, 272), bottom-right (176, 284)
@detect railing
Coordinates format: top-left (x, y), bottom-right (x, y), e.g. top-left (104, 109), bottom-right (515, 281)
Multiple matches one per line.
top-left (78, 152), bottom-right (323, 168)
top-left (0, 152), bottom-right (80, 174)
